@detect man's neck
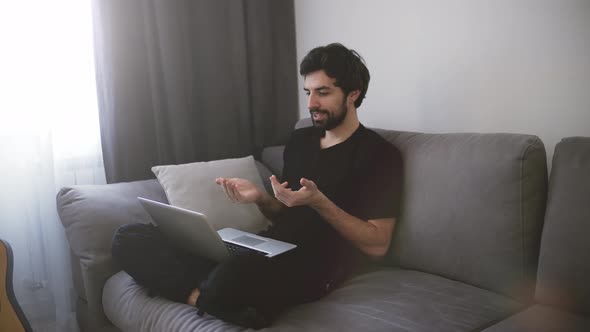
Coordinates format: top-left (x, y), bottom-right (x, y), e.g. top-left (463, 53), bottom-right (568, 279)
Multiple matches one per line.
top-left (320, 111), bottom-right (360, 149)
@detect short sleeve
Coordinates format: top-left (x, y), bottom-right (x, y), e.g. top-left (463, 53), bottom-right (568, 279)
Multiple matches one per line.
top-left (354, 142), bottom-right (403, 221)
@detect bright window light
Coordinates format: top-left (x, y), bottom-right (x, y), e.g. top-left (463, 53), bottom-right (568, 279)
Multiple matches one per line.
top-left (0, 0), bottom-right (101, 161)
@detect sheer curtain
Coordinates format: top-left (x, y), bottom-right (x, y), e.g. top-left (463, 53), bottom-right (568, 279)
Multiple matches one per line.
top-left (0, 1), bottom-right (105, 331)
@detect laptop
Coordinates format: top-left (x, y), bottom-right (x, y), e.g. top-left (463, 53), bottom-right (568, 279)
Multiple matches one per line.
top-left (138, 197), bottom-right (296, 262)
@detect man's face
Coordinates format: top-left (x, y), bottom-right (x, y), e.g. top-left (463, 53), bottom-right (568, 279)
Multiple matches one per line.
top-left (303, 70), bottom-right (348, 131)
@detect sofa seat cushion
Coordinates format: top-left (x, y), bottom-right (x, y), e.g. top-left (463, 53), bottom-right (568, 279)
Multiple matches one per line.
top-left (482, 304), bottom-right (590, 332)
top-left (103, 268), bottom-right (521, 332)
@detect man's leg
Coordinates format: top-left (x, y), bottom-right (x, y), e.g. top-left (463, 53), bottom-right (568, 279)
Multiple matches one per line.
top-left (196, 250), bottom-right (324, 327)
top-left (111, 223), bottom-right (216, 303)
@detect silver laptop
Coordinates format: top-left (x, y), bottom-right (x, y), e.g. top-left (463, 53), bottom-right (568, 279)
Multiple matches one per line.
top-left (138, 197), bottom-right (296, 262)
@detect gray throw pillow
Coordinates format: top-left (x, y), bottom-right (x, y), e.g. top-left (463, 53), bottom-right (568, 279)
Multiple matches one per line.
top-left (151, 156), bottom-right (270, 233)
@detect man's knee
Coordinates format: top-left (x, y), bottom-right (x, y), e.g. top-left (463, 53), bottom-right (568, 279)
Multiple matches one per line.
top-left (198, 254), bottom-right (271, 305)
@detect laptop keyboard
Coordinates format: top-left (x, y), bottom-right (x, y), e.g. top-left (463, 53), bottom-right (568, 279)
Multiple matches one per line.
top-left (224, 242), bottom-right (268, 256)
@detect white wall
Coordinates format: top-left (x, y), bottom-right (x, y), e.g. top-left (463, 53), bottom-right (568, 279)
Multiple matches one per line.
top-left (295, 0), bottom-right (590, 165)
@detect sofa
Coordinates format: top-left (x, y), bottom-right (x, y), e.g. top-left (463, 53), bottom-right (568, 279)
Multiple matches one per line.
top-left (56, 118), bottom-right (590, 331)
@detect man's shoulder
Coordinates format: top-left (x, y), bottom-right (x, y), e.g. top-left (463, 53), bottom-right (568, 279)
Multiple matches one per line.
top-left (359, 126), bottom-right (401, 157)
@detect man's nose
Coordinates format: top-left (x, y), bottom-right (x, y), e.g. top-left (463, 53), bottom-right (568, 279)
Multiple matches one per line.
top-left (307, 94), bottom-right (320, 110)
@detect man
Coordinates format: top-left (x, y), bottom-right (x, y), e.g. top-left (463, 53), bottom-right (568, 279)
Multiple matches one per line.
top-left (112, 43), bottom-right (403, 329)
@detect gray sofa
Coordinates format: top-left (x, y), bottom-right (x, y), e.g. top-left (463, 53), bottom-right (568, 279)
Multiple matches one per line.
top-left (57, 119), bottom-right (590, 331)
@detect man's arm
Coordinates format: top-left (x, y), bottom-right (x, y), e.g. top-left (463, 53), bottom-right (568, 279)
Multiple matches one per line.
top-left (254, 189), bottom-right (286, 221)
top-left (270, 176), bottom-right (395, 257)
top-left (311, 195), bottom-right (395, 257)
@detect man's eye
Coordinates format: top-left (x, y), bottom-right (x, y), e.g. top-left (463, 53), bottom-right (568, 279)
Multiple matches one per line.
top-left (319, 92), bottom-right (328, 96)
top-left (305, 91), bottom-right (310, 96)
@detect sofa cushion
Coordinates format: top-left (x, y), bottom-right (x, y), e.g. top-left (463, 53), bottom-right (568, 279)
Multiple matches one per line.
top-left (482, 304), bottom-right (590, 332)
top-left (103, 268), bottom-right (521, 332)
top-left (151, 155), bottom-right (270, 233)
top-left (535, 137), bottom-right (590, 314)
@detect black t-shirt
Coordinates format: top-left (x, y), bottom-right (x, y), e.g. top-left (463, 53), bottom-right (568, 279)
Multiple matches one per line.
top-left (261, 123), bottom-right (402, 278)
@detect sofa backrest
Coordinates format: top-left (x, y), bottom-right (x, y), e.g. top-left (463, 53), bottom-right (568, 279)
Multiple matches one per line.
top-left (295, 118), bottom-right (547, 301)
top-left (535, 137), bottom-right (590, 315)
top-left (383, 129), bottom-right (547, 301)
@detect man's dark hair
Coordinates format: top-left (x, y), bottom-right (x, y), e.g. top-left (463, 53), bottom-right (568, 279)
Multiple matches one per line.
top-left (299, 43), bottom-right (370, 108)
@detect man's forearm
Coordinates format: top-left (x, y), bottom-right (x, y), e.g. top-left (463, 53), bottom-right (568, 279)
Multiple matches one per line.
top-left (256, 192), bottom-right (285, 221)
top-left (269, 176), bottom-right (394, 256)
top-left (310, 194), bottom-right (393, 257)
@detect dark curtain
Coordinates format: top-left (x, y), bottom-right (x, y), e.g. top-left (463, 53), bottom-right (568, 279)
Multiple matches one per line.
top-left (91, 0), bottom-right (299, 183)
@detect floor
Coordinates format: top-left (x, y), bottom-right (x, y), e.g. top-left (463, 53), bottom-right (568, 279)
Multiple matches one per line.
top-left (30, 317), bottom-right (79, 332)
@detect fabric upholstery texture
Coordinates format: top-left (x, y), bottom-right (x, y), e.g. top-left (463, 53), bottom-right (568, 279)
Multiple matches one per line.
top-left (535, 137), bottom-right (590, 314)
top-left (379, 129), bottom-right (547, 301)
top-left (104, 268), bottom-right (521, 332)
top-left (57, 179), bottom-right (167, 269)
top-left (151, 155), bottom-right (270, 233)
top-left (482, 304), bottom-right (590, 332)
top-left (57, 179), bottom-right (168, 330)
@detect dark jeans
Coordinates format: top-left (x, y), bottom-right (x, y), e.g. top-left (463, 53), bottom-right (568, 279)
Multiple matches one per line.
top-left (111, 223), bottom-right (328, 325)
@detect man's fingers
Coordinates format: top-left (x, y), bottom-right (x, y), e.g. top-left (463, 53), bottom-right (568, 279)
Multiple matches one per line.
top-left (300, 178), bottom-right (316, 189)
top-left (270, 175), bottom-right (283, 193)
top-left (220, 181), bottom-right (231, 201)
top-left (270, 175), bottom-right (289, 190)
top-left (271, 183), bottom-right (289, 202)
top-left (274, 193), bottom-right (291, 207)
top-left (224, 180), bottom-right (236, 203)
top-left (221, 179), bottom-right (237, 202)
top-left (276, 188), bottom-right (299, 204)
top-left (270, 175), bottom-right (302, 207)
top-left (228, 182), bottom-right (242, 202)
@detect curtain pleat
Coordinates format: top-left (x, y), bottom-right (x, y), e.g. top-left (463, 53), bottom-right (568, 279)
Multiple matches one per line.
top-left (92, 0), bottom-right (299, 183)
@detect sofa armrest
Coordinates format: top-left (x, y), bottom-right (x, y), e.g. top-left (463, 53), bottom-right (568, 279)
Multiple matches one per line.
top-left (57, 179), bottom-right (167, 270)
top-left (57, 179), bottom-right (167, 329)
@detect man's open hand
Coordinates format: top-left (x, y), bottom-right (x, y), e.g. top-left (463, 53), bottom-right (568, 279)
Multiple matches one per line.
top-left (215, 177), bottom-right (263, 204)
top-left (270, 175), bottom-right (323, 208)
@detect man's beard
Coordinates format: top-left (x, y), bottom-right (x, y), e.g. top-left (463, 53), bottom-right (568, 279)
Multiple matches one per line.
top-left (310, 101), bottom-right (348, 131)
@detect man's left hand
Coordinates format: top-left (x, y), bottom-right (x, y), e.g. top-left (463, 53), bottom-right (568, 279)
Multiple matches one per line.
top-left (270, 175), bottom-right (324, 208)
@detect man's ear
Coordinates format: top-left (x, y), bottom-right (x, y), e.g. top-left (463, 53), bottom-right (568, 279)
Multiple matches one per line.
top-left (348, 90), bottom-right (361, 105)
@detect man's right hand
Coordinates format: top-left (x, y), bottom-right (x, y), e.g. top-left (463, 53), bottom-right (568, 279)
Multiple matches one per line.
top-left (215, 178), bottom-right (263, 204)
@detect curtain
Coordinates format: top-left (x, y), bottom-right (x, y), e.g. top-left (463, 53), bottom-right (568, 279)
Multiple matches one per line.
top-left (0, 1), bottom-right (105, 331)
top-left (92, 0), bottom-right (299, 183)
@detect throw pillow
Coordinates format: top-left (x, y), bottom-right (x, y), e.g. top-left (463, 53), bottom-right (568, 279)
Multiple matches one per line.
top-left (151, 156), bottom-right (270, 233)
